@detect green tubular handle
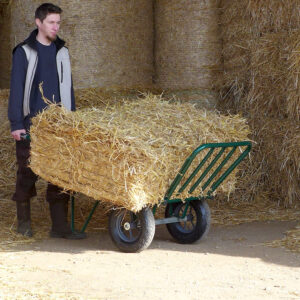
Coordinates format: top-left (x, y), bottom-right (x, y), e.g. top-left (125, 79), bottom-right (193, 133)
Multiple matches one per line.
top-left (164, 141), bottom-right (252, 201)
top-left (20, 133), bottom-right (31, 141)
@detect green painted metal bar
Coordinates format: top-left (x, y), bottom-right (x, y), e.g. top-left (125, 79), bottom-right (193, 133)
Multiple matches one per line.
top-left (165, 203), bottom-right (174, 216)
top-left (189, 147), bottom-right (225, 194)
top-left (164, 141), bottom-right (251, 200)
top-left (165, 198), bottom-right (187, 205)
top-left (80, 200), bottom-right (100, 233)
top-left (163, 197), bottom-right (200, 218)
top-left (164, 158), bottom-right (195, 200)
top-left (71, 195), bottom-right (75, 232)
top-left (209, 143), bottom-right (251, 193)
top-left (20, 133), bottom-right (31, 141)
top-left (181, 201), bottom-right (190, 218)
top-left (201, 146), bottom-right (236, 192)
top-left (177, 148), bottom-right (214, 194)
top-left (168, 197), bottom-right (200, 203)
top-left (152, 204), bottom-right (157, 216)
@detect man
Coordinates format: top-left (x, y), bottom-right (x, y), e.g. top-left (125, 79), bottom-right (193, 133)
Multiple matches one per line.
top-left (8, 3), bottom-right (85, 239)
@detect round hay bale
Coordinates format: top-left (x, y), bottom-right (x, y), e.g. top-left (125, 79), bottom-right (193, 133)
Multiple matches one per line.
top-left (0, 89), bottom-right (9, 120)
top-left (0, 89), bottom-right (15, 202)
top-left (10, 0), bottom-right (154, 89)
top-left (154, 0), bottom-right (222, 90)
top-left (0, 3), bottom-right (11, 88)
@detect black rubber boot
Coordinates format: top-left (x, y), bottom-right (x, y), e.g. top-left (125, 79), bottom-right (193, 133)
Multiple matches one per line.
top-left (49, 200), bottom-right (86, 240)
top-left (16, 201), bottom-right (33, 237)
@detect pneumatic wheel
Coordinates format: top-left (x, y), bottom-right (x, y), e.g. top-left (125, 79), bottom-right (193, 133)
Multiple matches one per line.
top-left (109, 207), bottom-right (155, 253)
top-left (165, 200), bottom-right (211, 244)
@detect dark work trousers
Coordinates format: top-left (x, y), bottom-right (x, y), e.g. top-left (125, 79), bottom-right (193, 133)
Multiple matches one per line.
top-left (12, 140), bottom-right (69, 205)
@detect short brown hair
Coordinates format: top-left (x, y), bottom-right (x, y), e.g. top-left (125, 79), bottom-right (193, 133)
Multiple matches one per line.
top-left (35, 3), bottom-right (62, 22)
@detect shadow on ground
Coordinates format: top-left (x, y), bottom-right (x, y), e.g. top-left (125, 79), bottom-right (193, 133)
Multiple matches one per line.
top-left (3, 220), bottom-right (299, 268)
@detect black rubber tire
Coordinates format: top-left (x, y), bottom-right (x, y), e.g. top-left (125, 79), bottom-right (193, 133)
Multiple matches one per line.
top-left (109, 207), bottom-right (155, 253)
top-left (165, 200), bottom-right (211, 244)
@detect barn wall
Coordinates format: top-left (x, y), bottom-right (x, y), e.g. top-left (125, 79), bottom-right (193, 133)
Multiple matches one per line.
top-left (10, 0), bottom-right (154, 89)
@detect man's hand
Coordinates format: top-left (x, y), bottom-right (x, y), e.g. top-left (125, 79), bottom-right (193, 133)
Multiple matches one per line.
top-left (11, 129), bottom-right (26, 141)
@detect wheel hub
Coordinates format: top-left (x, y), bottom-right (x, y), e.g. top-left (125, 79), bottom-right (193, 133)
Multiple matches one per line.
top-left (123, 222), bottom-right (131, 231)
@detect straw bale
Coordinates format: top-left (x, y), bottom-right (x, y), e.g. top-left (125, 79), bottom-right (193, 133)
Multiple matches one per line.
top-left (75, 87), bottom-right (158, 110)
top-left (220, 1), bottom-right (251, 47)
top-left (219, 1), bottom-right (300, 119)
top-left (60, 0), bottom-right (154, 89)
top-left (75, 87), bottom-right (219, 113)
top-left (154, 0), bottom-right (222, 90)
top-left (10, 0), bottom-right (154, 89)
top-left (0, 89), bottom-right (15, 201)
top-left (221, 0), bottom-right (300, 38)
top-left (0, 3), bottom-right (11, 88)
top-left (286, 32), bottom-right (300, 121)
top-left (161, 89), bottom-right (219, 111)
top-left (217, 1), bottom-right (252, 102)
top-left (244, 32), bottom-right (289, 118)
top-left (246, 0), bottom-right (300, 36)
top-left (0, 123), bottom-right (15, 200)
top-left (228, 117), bottom-right (300, 206)
top-left (29, 93), bottom-right (250, 212)
top-left (0, 88), bottom-right (9, 97)
top-left (218, 0), bottom-right (300, 208)
top-left (237, 31), bottom-right (300, 120)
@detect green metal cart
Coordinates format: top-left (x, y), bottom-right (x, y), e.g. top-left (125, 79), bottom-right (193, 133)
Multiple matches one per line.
top-left (70, 141), bottom-right (251, 253)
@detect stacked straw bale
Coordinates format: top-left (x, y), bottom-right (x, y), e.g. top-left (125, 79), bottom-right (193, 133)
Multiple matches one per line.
top-left (218, 0), bottom-right (300, 206)
top-left (218, 0), bottom-right (252, 107)
top-left (10, 0), bottom-right (154, 89)
top-left (29, 93), bottom-right (250, 212)
top-left (154, 0), bottom-right (222, 90)
top-left (230, 31), bottom-right (300, 120)
top-left (233, 117), bottom-right (300, 205)
top-left (0, 89), bottom-right (16, 200)
top-left (219, 0), bottom-right (300, 119)
top-left (0, 89), bottom-right (9, 119)
top-left (0, 3), bottom-right (11, 88)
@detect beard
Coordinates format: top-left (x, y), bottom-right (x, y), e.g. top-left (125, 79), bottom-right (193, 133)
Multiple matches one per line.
top-left (46, 34), bottom-right (57, 42)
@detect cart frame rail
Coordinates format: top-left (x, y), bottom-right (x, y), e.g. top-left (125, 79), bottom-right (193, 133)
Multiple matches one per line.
top-left (164, 141), bottom-right (251, 201)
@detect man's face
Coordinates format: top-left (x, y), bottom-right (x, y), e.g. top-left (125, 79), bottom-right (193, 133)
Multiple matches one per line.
top-left (36, 13), bottom-right (61, 42)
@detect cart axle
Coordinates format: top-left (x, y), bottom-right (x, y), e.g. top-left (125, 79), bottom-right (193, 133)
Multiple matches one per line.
top-left (155, 216), bottom-right (187, 226)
